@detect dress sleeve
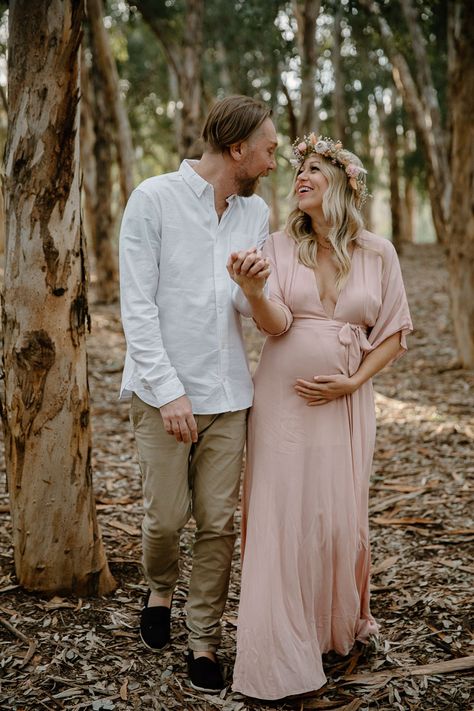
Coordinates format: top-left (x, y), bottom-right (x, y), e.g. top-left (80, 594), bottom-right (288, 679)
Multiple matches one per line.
top-left (367, 242), bottom-right (413, 363)
top-left (256, 234), bottom-right (293, 336)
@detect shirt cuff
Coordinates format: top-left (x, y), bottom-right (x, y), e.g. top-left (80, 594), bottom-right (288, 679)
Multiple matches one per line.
top-left (150, 378), bottom-right (186, 409)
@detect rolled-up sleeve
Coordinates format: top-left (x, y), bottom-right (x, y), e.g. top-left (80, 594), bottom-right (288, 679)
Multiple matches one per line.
top-left (232, 201), bottom-right (270, 317)
top-left (119, 189), bottom-right (185, 407)
top-left (256, 234), bottom-right (293, 336)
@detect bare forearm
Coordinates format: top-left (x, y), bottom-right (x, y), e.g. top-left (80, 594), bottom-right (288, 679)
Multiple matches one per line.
top-left (246, 292), bottom-right (288, 335)
top-left (351, 332), bottom-right (402, 389)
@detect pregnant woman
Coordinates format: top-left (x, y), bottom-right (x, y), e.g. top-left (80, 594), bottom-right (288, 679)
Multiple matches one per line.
top-left (228, 135), bottom-right (412, 700)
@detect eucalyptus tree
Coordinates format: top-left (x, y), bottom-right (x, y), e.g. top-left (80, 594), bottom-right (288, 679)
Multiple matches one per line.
top-left (292, 0), bottom-right (322, 136)
top-left (2, 0), bottom-right (115, 594)
top-left (359, 0), bottom-right (474, 366)
top-left (130, 0), bottom-right (205, 159)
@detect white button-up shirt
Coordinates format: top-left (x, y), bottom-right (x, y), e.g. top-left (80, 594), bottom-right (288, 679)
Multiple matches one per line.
top-left (119, 160), bottom-right (269, 413)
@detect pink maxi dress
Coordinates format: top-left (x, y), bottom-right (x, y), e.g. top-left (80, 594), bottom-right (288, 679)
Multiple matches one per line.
top-left (232, 230), bottom-right (412, 700)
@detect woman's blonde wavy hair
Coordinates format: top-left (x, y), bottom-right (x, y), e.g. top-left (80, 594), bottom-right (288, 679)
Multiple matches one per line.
top-left (286, 151), bottom-right (366, 289)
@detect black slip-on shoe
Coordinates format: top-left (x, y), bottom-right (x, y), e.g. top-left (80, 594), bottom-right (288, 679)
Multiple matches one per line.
top-left (187, 650), bottom-right (224, 693)
top-left (139, 590), bottom-right (171, 651)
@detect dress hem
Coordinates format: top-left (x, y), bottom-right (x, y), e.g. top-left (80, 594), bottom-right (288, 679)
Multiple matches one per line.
top-left (231, 679), bottom-right (327, 702)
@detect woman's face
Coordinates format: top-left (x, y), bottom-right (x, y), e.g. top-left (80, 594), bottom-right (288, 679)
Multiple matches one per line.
top-left (294, 155), bottom-right (329, 215)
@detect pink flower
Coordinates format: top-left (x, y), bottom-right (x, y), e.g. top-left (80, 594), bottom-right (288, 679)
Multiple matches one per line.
top-left (309, 132), bottom-right (317, 145)
top-left (297, 142), bottom-right (307, 153)
top-left (346, 163), bottom-right (361, 178)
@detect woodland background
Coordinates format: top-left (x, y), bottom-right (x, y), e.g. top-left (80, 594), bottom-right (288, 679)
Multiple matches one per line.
top-left (0, 1), bottom-right (473, 710)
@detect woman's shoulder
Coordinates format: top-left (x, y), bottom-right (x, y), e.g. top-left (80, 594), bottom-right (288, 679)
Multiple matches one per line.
top-left (267, 230), bottom-right (294, 250)
top-left (357, 229), bottom-right (397, 257)
top-left (264, 231), bottom-right (295, 265)
top-left (269, 229), bottom-right (291, 242)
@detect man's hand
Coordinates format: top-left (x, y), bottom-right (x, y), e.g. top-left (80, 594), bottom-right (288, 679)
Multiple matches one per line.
top-left (294, 374), bottom-right (357, 406)
top-left (160, 395), bottom-right (198, 443)
top-left (226, 248), bottom-right (271, 297)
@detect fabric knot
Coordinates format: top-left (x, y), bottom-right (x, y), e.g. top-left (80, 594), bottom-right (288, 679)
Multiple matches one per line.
top-left (338, 322), bottom-right (372, 376)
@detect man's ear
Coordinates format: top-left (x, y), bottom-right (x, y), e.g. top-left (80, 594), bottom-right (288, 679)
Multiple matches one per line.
top-left (229, 140), bottom-right (247, 162)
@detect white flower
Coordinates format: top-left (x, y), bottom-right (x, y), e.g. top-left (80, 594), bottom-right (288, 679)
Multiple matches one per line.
top-left (315, 140), bottom-right (329, 154)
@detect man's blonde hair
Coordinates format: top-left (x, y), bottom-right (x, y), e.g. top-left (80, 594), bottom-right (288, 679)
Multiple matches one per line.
top-left (202, 95), bottom-right (271, 153)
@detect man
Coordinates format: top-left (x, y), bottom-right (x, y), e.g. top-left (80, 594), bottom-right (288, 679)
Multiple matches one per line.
top-left (119, 95), bottom-right (277, 692)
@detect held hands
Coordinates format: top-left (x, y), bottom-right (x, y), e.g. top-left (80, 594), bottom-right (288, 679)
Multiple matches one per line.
top-left (160, 395), bottom-right (198, 443)
top-left (294, 374), bottom-right (357, 406)
top-left (226, 247), bottom-right (271, 297)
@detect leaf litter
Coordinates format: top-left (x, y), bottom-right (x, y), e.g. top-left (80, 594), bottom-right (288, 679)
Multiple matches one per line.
top-left (0, 244), bottom-right (472, 710)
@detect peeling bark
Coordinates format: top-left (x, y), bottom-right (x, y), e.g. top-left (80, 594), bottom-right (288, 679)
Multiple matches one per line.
top-left (80, 45), bottom-right (98, 262)
top-left (2, 0), bottom-right (115, 594)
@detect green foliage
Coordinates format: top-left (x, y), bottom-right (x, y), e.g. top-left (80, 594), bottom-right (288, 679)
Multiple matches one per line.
top-left (106, 1), bottom-right (177, 176)
top-left (202, 0), bottom-right (291, 106)
top-left (104, 0), bottom-right (446, 218)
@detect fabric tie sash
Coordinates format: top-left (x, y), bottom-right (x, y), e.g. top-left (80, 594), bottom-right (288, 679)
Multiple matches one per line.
top-left (337, 322), bottom-right (372, 376)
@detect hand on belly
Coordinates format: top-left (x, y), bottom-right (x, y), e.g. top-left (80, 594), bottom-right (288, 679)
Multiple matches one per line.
top-left (294, 373), bottom-right (356, 406)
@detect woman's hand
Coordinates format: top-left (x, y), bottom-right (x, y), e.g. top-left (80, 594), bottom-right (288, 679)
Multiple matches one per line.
top-left (227, 248), bottom-right (271, 297)
top-left (294, 374), bottom-right (357, 406)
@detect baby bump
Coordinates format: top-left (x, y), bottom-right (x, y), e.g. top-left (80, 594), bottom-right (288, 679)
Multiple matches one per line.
top-left (255, 319), bottom-right (348, 386)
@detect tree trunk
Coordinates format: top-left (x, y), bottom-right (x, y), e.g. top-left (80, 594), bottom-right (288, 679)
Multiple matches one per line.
top-left (281, 82), bottom-right (298, 143)
top-left (179, 0), bottom-right (204, 159)
top-left (0, 184), bottom-right (5, 255)
top-left (2, 0), bottom-right (115, 595)
top-left (293, 0), bottom-right (321, 137)
top-left (403, 176), bottom-right (416, 244)
top-left (360, 114), bottom-right (373, 231)
top-left (332, 5), bottom-right (347, 143)
top-left (377, 98), bottom-right (403, 253)
top-left (86, 5), bottom-right (119, 304)
top-left (86, 0), bottom-right (134, 205)
top-left (386, 129), bottom-right (402, 253)
top-left (135, 0), bottom-right (204, 160)
top-left (446, 0), bottom-right (474, 367)
top-left (359, 0), bottom-right (450, 244)
top-left (80, 46), bottom-right (97, 259)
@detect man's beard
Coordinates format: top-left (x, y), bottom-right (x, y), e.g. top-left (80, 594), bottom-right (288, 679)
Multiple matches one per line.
top-left (235, 169), bottom-right (260, 197)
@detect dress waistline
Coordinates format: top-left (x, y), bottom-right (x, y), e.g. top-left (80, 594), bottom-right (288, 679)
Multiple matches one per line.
top-left (337, 321), bottom-right (371, 376)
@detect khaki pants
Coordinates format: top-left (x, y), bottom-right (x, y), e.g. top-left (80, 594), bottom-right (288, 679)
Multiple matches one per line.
top-left (130, 394), bottom-right (247, 651)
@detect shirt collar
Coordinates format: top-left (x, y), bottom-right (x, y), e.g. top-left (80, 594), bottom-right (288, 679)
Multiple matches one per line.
top-left (179, 159), bottom-right (211, 198)
top-left (179, 159), bottom-right (238, 203)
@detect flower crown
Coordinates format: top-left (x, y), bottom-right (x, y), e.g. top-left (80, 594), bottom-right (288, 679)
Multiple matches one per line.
top-left (291, 133), bottom-right (369, 206)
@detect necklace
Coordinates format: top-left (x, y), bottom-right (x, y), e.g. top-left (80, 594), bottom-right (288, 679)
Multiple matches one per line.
top-left (317, 240), bottom-right (333, 251)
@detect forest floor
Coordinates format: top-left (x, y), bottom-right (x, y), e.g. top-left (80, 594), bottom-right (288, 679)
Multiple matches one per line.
top-left (0, 243), bottom-right (473, 711)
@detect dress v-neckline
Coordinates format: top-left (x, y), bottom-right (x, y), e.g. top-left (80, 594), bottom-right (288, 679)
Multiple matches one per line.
top-left (309, 248), bottom-right (356, 320)
top-left (312, 269), bottom-right (340, 320)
